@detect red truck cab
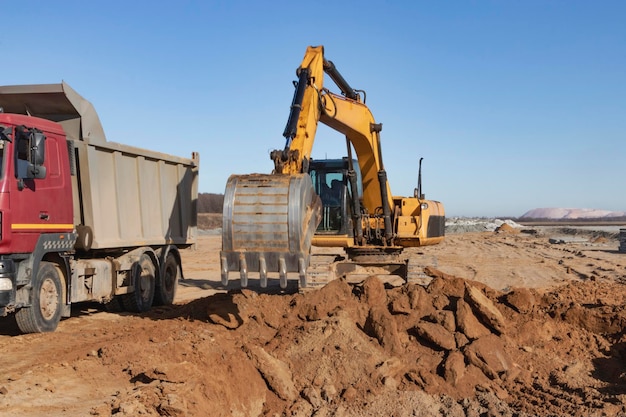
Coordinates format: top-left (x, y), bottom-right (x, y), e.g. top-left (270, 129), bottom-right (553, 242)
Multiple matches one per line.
top-left (0, 114), bottom-right (74, 253)
top-left (0, 113), bottom-right (76, 319)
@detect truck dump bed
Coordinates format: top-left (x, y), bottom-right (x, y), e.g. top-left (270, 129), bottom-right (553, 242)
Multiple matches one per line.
top-left (73, 139), bottom-right (198, 249)
top-left (0, 82), bottom-right (198, 249)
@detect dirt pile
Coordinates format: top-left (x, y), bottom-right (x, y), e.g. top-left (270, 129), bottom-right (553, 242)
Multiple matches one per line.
top-left (495, 222), bottom-right (520, 234)
top-left (181, 271), bottom-right (626, 416)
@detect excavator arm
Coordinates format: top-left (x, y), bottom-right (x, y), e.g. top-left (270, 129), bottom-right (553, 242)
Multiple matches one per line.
top-left (271, 46), bottom-right (396, 241)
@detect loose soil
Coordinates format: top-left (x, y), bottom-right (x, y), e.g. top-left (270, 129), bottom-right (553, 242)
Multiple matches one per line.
top-left (1, 226), bottom-right (626, 416)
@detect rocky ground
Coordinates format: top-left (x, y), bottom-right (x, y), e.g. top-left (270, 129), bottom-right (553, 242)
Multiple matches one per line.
top-left (1, 219), bottom-right (626, 416)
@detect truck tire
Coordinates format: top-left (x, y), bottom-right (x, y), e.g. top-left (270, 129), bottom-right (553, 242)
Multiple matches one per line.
top-left (15, 262), bottom-right (65, 333)
top-left (122, 254), bottom-right (156, 313)
top-left (154, 253), bottom-right (179, 306)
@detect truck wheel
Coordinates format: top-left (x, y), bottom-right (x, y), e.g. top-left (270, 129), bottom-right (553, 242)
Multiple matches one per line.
top-left (122, 254), bottom-right (156, 313)
top-left (154, 253), bottom-right (179, 306)
top-left (15, 262), bottom-right (64, 333)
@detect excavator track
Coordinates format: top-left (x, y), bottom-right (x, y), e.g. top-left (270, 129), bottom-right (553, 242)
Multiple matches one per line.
top-left (406, 258), bottom-right (435, 286)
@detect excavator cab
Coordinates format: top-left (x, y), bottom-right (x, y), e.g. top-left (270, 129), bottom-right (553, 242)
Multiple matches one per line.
top-left (309, 158), bottom-right (357, 235)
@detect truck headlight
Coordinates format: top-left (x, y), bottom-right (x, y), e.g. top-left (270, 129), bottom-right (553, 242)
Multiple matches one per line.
top-left (0, 277), bottom-right (12, 291)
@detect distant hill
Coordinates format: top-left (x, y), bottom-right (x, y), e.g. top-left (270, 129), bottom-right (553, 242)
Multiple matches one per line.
top-left (521, 208), bottom-right (626, 219)
top-left (198, 193), bottom-right (224, 213)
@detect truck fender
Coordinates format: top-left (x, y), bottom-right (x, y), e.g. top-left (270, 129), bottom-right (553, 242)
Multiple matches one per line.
top-left (118, 247), bottom-right (160, 281)
top-left (15, 233), bottom-right (76, 317)
top-left (156, 245), bottom-right (183, 279)
top-left (118, 247), bottom-right (159, 312)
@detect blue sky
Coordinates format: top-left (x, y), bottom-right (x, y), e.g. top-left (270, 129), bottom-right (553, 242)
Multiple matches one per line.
top-left (3, 1), bottom-right (624, 217)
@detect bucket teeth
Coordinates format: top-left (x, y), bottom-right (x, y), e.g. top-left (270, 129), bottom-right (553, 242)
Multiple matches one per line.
top-left (220, 256), bottom-right (228, 287)
top-left (298, 257), bottom-right (307, 288)
top-left (259, 257), bottom-right (268, 288)
top-left (278, 258), bottom-right (288, 289)
top-left (239, 254), bottom-right (248, 288)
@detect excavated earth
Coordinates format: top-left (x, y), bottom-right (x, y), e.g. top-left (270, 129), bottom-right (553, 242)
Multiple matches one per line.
top-left (1, 223), bottom-right (626, 416)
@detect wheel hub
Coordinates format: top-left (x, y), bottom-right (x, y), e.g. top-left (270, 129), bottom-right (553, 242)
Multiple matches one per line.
top-left (39, 278), bottom-right (59, 320)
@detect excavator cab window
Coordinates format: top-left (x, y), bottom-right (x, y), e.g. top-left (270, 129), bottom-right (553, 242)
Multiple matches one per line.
top-left (309, 160), bottom-right (352, 234)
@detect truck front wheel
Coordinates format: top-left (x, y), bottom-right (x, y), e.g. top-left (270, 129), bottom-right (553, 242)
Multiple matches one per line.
top-left (122, 254), bottom-right (156, 313)
top-left (16, 262), bottom-right (65, 333)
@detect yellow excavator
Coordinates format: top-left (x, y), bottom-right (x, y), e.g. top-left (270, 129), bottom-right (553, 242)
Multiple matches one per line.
top-left (221, 45), bottom-right (444, 289)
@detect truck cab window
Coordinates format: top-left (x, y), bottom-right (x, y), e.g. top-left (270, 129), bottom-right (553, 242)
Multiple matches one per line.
top-left (16, 129), bottom-right (31, 179)
top-left (0, 125), bottom-right (11, 179)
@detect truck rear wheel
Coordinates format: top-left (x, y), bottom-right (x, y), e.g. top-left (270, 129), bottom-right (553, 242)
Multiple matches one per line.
top-left (15, 262), bottom-right (65, 333)
top-left (154, 253), bottom-right (179, 306)
top-left (122, 254), bottom-right (156, 313)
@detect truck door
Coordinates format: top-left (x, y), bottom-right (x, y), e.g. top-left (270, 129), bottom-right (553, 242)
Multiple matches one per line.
top-left (9, 126), bottom-right (73, 253)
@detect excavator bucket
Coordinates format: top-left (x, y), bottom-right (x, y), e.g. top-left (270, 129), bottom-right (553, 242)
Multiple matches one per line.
top-left (220, 173), bottom-right (322, 289)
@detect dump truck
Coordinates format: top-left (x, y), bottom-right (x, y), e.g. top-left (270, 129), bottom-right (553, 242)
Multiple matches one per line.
top-left (0, 82), bottom-right (198, 333)
top-left (221, 46), bottom-right (444, 289)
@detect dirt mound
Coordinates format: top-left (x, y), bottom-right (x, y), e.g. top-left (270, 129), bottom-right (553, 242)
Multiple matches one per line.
top-left (172, 271), bottom-right (626, 416)
top-left (495, 222), bottom-right (520, 234)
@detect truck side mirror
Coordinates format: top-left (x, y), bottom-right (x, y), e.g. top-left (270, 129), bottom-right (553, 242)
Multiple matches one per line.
top-left (15, 129), bottom-right (47, 183)
top-left (30, 131), bottom-right (46, 165)
top-left (24, 130), bottom-right (46, 180)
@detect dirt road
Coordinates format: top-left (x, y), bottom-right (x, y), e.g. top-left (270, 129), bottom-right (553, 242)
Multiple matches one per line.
top-left (1, 227), bottom-right (626, 416)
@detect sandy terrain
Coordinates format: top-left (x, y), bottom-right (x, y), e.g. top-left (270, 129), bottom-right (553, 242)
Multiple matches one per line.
top-left (1, 225), bottom-right (626, 416)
